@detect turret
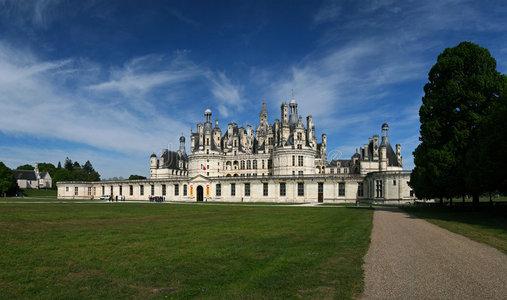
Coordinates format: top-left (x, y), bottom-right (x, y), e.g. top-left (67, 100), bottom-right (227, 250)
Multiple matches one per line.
top-left (281, 102), bottom-right (288, 124)
top-left (321, 133), bottom-right (327, 161)
top-left (381, 123), bottom-right (389, 145)
top-left (179, 136), bottom-right (186, 154)
top-left (306, 116), bottom-right (313, 145)
top-left (150, 153), bottom-right (158, 168)
top-left (260, 100), bottom-right (268, 124)
top-left (289, 98), bottom-right (298, 126)
top-left (396, 144), bottom-right (402, 166)
top-left (379, 144), bottom-right (387, 171)
top-left (204, 109), bottom-right (212, 124)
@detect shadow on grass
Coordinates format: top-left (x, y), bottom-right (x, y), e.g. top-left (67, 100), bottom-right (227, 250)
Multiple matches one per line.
top-left (402, 206), bottom-right (507, 232)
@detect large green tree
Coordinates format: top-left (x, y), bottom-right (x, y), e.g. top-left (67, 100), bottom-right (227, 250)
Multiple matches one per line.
top-left (411, 41), bottom-right (507, 205)
top-left (0, 162), bottom-right (18, 196)
top-left (16, 164), bottom-right (34, 170)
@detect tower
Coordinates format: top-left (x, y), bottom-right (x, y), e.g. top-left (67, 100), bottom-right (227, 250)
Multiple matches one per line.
top-left (179, 136), bottom-right (186, 154)
top-left (381, 123), bottom-right (389, 145)
top-left (281, 102), bottom-right (288, 124)
top-left (289, 98), bottom-right (298, 126)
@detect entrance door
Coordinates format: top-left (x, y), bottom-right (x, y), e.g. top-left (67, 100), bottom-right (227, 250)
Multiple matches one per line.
top-left (318, 182), bottom-right (324, 203)
top-left (197, 186), bottom-right (203, 202)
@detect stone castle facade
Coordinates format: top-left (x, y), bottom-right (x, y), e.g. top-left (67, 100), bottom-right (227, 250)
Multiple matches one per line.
top-left (58, 99), bottom-right (414, 203)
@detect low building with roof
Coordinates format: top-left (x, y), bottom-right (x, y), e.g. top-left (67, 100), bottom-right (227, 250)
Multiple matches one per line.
top-left (13, 163), bottom-right (52, 189)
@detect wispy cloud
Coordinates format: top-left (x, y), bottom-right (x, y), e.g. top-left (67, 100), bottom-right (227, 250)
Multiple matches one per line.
top-left (207, 72), bottom-right (245, 117)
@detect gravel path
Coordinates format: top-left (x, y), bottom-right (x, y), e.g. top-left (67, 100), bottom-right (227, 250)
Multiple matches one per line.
top-left (362, 207), bottom-right (507, 299)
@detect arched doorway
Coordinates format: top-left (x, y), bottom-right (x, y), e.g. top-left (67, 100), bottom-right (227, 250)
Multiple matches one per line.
top-left (197, 185), bottom-right (203, 202)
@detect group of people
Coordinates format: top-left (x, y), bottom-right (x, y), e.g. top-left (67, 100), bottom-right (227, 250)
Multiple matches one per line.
top-left (108, 195), bottom-right (125, 202)
top-left (149, 195), bottom-right (165, 202)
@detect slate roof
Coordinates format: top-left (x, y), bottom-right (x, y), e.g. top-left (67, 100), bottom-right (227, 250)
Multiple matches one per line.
top-left (160, 150), bottom-right (188, 170)
top-left (367, 140), bottom-right (400, 167)
top-left (12, 170), bottom-right (36, 181)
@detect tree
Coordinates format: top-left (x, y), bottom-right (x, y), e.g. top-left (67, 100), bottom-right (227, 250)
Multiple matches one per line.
top-left (0, 162), bottom-right (18, 196)
top-left (82, 160), bottom-right (100, 181)
top-left (38, 163), bottom-right (56, 176)
top-left (128, 174), bottom-right (147, 180)
top-left (411, 42), bottom-right (506, 205)
top-left (52, 168), bottom-right (73, 187)
top-left (57, 161), bottom-right (62, 169)
top-left (64, 157), bottom-right (73, 171)
top-left (16, 164), bottom-right (34, 170)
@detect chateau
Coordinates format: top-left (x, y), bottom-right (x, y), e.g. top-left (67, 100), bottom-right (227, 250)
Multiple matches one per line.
top-left (58, 99), bottom-right (414, 203)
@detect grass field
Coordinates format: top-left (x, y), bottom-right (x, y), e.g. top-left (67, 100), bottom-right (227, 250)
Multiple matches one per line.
top-left (402, 206), bottom-right (507, 254)
top-left (0, 204), bottom-right (373, 299)
top-left (20, 189), bottom-right (57, 197)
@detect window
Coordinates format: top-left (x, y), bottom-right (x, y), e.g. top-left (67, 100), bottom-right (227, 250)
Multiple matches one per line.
top-left (330, 169), bottom-right (334, 174)
top-left (241, 160), bottom-right (245, 169)
top-left (66, 186), bottom-right (69, 192)
top-left (339, 183), bottom-right (345, 196)
top-left (376, 180), bottom-right (383, 198)
top-left (292, 155), bottom-right (295, 166)
top-left (110, 186), bottom-right (113, 195)
top-left (297, 132), bottom-right (302, 140)
top-left (162, 184), bottom-right (166, 196)
top-left (262, 160), bottom-right (265, 169)
top-left (93, 187), bottom-right (96, 195)
top-left (280, 183), bottom-right (286, 196)
top-left (247, 160), bottom-right (251, 169)
top-left (206, 138), bottom-right (209, 146)
top-left (253, 160), bottom-right (257, 169)
top-left (119, 186), bottom-right (122, 196)
top-left (88, 187), bottom-right (91, 196)
top-left (102, 186), bottom-right (105, 195)
top-left (129, 185), bottom-right (133, 196)
top-left (151, 185), bottom-right (154, 196)
top-left (263, 183), bottom-right (268, 196)
top-left (267, 159), bottom-right (272, 169)
top-left (297, 183), bottom-right (304, 196)
top-left (140, 185), bottom-right (144, 196)
top-left (245, 183), bottom-right (250, 196)
top-left (297, 144), bottom-right (302, 149)
top-left (231, 183), bottom-right (236, 196)
top-left (174, 184), bottom-right (179, 196)
top-left (298, 171), bottom-right (303, 176)
top-left (216, 184), bottom-right (221, 196)
top-left (298, 156), bottom-right (303, 166)
top-left (358, 182), bottom-right (364, 197)
top-left (183, 184), bottom-right (187, 196)
top-left (74, 187), bottom-right (78, 196)
top-left (393, 179), bottom-right (397, 186)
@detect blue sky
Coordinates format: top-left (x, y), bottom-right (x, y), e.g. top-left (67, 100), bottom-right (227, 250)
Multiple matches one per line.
top-left (1, 0), bottom-right (506, 179)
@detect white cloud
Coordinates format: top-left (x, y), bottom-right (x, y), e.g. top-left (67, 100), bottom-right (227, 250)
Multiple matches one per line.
top-left (207, 72), bottom-right (245, 117)
top-left (0, 43), bottom-right (189, 156)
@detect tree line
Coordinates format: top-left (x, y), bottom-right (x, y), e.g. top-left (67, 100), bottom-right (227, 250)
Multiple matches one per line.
top-left (410, 42), bottom-right (507, 205)
top-left (0, 158), bottom-right (102, 196)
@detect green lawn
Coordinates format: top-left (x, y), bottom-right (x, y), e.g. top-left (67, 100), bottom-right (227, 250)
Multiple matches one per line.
top-left (0, 204), bottom-right (373, 299)
top-left (20, 189), bottom-right (57, 197)
top-left (402, 206), bottom-right (507, 254)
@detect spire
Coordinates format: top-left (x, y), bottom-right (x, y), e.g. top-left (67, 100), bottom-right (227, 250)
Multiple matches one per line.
top-left (259, 100), bottom-right (268, 123)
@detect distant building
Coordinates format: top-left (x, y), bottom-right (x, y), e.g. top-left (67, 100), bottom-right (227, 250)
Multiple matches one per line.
top-left (58, 99), bottom-right (415, 203)
top-left (13, 163), bottom-right (52, 189)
